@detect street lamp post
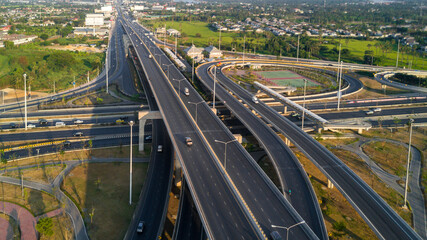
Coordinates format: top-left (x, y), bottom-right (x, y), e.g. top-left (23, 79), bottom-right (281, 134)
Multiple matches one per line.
top-left (23, 73), bottom-right (27, 130)
top-left (106, 47), bottom-right (109, 93)
top-left (403, 119), bottom-right (414, 209)
top-left (396, 39), bottom-right (400, 69)
top-left (163, 63), bottom-right (174, 79)
top-left (337, 61), bottom-right (343, 110)
top-left (154, 53), bottom-right (162, 66)
top-left (271, 221), bottom-right (306, 240)
top-left (188, 101), bottom-right (204, 124)
top-left (296, 34), bottom-right (300, 62)
top-left (214, 139), bottom-right (237, 170)
top-left (129, 120), bottom-right (134, 205)
top-left (173, 78), bottom-right (185, 96)
top-left (336, 43), bottom-right (342, 84)
top-left (301, 79), bottom-right (307, 130)
top-left (213, 66), bottom-right (217, 110)
top-left (243, 35), bottom-right (246, 65)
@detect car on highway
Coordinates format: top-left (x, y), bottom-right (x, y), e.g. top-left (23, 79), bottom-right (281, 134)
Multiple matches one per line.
top-left (74, 119), bottom-right (84, 124)
top-left (372, 108), bottom-right (382, 112)
top-left (145, 135), bottom-right (152, 141)
top-left (10, 123), bottom-right (18, 128)
top-left (365, 110), bottom-right (374, 115)
top-left (252, 96), bottom-right (259, 104)
top-left (157, 145), bottom-right (163, 152)
top-left (50, 96), bottom-right (58, 101)
top-left (136, 221), bottom-right (144, 233)
top-left (73, 132), bottom-right (83, 137)
top-left (39, 119), bottom-right (48, 125)
top-left (270, 231), bottom-right (282, 240)
top-left (63, 141), bottom-right (71, 148)
top-left (55, 121), bottom-right (66, 127)
top-left (185, 137), bottom-right (193, 146)
top-left (148, 54), bottom-right (152, 59)
top-left (27, 124), bottom-right (36, 129)
top-left (184, 87), bottom-right (189, 96)
top-left (116, 119), bottom-right (125, 124)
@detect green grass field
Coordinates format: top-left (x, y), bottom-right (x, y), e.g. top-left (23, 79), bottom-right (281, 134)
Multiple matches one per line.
top-left (256, 70), bottom-right (319, 87)
top-left (321, 38), bottom-right (426, 70)
top-left (142, 20), bottom-right (266, 50)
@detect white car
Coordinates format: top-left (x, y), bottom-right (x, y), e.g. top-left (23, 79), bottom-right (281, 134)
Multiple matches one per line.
top-left (365, 110), bottom-right (374, 115)
top-left (157, 145), bottom-right (163, 152)
top-left (372, 108), bottom-right (382, 112)
top-left (27, 124), bottom-right (36, 129)
top-left (74, 119), bottom-right (84, 124)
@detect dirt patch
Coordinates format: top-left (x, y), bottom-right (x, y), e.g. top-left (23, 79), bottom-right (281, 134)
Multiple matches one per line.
top-left (61, 162), bottom-right (148, 240)
top-left (363, 141), bottom-right (408, 177)
top-left (0, 88), bottom-right (49, 103)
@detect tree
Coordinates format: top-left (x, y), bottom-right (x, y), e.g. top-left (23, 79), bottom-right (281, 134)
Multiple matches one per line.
top-left (40, 33), bottom-right (49, 41)
top-left (4, 41), bottom-right (14, 49)
top-left (36, 218), bottom-right (54, 237)
top-left (195, 33), bottom-right (201, 38)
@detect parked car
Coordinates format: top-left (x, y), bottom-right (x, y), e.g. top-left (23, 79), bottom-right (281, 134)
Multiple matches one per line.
top-left (136, 221), bottom-right (144, 233)
top-left (157, 145), bottom-right (163, 153)
top-left (74, 119), bottom-right (84, 124)
top-left (73, 132), bottom-right (83, 137)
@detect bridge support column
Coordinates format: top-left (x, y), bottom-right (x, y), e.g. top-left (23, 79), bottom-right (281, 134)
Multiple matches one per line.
top-left (327, 179), bottom-right (334, 189)
top-left (138, 111), bottom-right (162, 152)
top-left (284, 137), bottom-right (291, 146)
top-left (283, 105), bottom-right (287, 114)
top-left (358, 128), bottom-right (363, 134)
top-left (174, 148), bottom-right (182, 187)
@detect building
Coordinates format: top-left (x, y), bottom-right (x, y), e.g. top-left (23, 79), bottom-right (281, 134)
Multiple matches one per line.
top-left (0, 34), bottom-right (37, 46)
top-left (167, 29), bottom-right (180, 36)
top-left (184, 45), bottom-right (204, 60)
top-left (165, 7), bottom-right (176, 12)
top-left (73, 27), bottom-right (109, 36)
top-left (85, 14), bottom-right (105, 26)
top-left (204, 45), bottom-right (222, 58)
top-left (133, 5), bottom-right (145, 11)
top-left (152, 5), bottom-right (164, 11)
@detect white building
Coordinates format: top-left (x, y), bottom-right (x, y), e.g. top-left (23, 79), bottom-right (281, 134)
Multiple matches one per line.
top-left (204, 45), bottom-right (222, 58)
top-left (152, 5), bottom-right (164, 11)
top-left (184, 45), bottom-right (204, 60)
top-left (133, 5), bottom-right (145, 11)
top-left (101, 5), bottom-right (113, 12)
top-left (85, 14), bottom-right (105, 26)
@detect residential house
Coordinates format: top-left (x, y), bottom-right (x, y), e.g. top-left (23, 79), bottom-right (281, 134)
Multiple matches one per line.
top-left (184, 45), bottom-right (204, 61)
top-left (204, 45), bottom-right (222, 58)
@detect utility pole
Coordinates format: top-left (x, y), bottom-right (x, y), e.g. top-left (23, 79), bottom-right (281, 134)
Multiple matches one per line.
top-left (87, 71), bottom-right (90, 84)
top-left (301, 79), bottom-right (307, 130)
top-left (336, 43), bottom-right (341, 84)
top-left (243, 35), bottom-right (246, 65)
top-left (219, 28), bottom-right (221, 51)
top-left (192, 57), bottom-right (194, 84)
top-left (403, 119), bottom-right (414, 209)
top-left (106, 47), bottom-right (109, 93)
top-left (24, 74), bottom-right (27, 130)
top-left (213, 66), bottom-right (217, 110)
top-left (175, 35), bottom-right (177, 54)
top-left (129, 120), bottom-right (134, 205)
top-left (337, 61), bottom-right (343, 110)
top-left (296, 34), bottom-right (300, 62)
top-left (396, 39), bottom-right (400, 69)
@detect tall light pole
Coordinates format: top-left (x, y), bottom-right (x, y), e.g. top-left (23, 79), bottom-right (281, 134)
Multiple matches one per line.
top-left (154, 53), bottom-right (162, 66)
top-left (213, 66), bottom-right (217, 110)
top-left (106, 47), bottom-right (109, 93)
top-left (218, 28), bottom-right (222, 51)
top-left (188, 101), bottom-right (203, 124)
top-left (163, 63), bottom-right (173, 79)
top-left (296, 34), bottom-right (300, 62)
top-left (301, 79), bottom-right (307, 130)
top-left (173, 78), bottom-right (185, 96)
top-left (337, 61), bottom-right (343, 110)
top-left (336, 43), bottom-right (341, 84)
top-left (243, 35), bottom-right (246, 65)
top-left (129, 120), bottom-right (134, 205)
top-left (214, 139), bottom-right (237, 170)
top-left (271, 221), bottom-right (306, 240)
top-left (403, 119), bottom-right (414, 209)
top-left (23, 73), bottom-right (27, 130)
top-left (192, 57), bottom-right (194, 84)
top-left (396, 39), bottom-right (400, 69)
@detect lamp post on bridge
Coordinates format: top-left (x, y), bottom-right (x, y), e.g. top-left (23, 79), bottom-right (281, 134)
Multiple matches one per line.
top-left (188, 101), bottom-right (204, 124)
top-left (23, 73), bottom-right (27, 131)
top-left (129, 120), bottom-right (134, 205)
top-left (403, 118), bottom-right (414, 209)
top-left (271, 221), bottom-right (306, 240)
top-left (214, 139), bottom-right (237, 170)
top-left (163, 63), bottom-right (174, 79)
top-left (301, 79), bottom-right (307, 130)
top-left (173, 78), bottom-right (185, 97)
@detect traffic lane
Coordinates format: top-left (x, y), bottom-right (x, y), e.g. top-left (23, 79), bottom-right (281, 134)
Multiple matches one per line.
top-left (0, 116), bottom-right (138, 130)
top-left (317, 106), bottom-right (427, 120)
top-left (0, 125), bottom-right (139, 142)
top-left (229, 70), bottom-right (421, 239)
top-left (130, 120), bottom-right (173, 240)
top-left (3, 136), bottom-right (136, 160)
top-left (196, 66), bottom-right (322, 239)
top-left (126, 22), bottom-right (263, 239)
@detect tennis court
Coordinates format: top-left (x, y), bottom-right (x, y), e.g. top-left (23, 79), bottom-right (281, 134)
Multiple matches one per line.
top-left (255, 70), bottom-right (319, 87)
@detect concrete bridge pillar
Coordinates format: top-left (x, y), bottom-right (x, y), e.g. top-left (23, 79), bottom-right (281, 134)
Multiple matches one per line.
top-left (284, 137), bottom-right (291, 146)
top-left (358, 128), bottom-right (363, 134)
top-left (283, 105), bottom-right (287, 114)
top-left (138, 111), bottom-right (162, 152)
top-left (327, 179), bottom-right (334, 189)
top-left (174, 149), bottom-right (182, 187)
